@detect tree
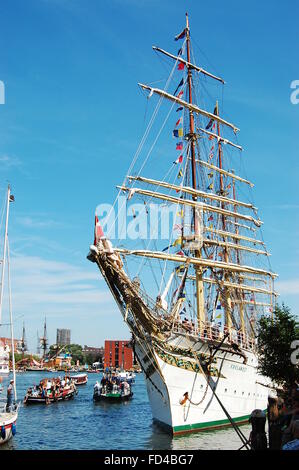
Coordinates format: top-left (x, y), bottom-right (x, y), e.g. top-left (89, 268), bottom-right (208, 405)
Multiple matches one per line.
top-left (65, 344), bottom-right (84, 365)
top-left (257, 304), bottom-right (299, 388)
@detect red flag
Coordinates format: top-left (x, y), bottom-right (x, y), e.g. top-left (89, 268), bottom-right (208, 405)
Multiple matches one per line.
top-left (174, 29), bottom-right (186, 41)
top-left (178, 62), bottom-right (185, 70)
top-left (176, 250), bottom-right (185, 256)
top-left (94, 215), bottom-right (104, 244)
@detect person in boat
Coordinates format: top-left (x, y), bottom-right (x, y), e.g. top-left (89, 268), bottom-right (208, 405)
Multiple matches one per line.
top-left (94, 381), bottom-right (100, 390)
top-left (106, 377), bottom-right (113, 392)
top-left (46, 379), bottom-right (52, 392)
top-left (6, 379), bottom-right (14, 412)
top-left (123, 380), bottom-right (130, 396)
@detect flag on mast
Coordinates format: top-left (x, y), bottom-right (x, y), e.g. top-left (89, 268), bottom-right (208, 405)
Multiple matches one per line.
top-left (174, 29), bottom-right (186, 41)
top-left (206, 106), bottom-right (217, 129)
top-left (94, 215), bottom-right (104, 245)
top-left (173, 78), bottom-right (184, 96)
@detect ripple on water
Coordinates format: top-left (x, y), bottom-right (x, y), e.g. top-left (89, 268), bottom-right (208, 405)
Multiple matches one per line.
top-left (0, 372), bottom-right (251, 450)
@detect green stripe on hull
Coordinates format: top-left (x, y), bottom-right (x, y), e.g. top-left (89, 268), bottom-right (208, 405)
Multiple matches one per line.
top-left (173, 413), bottom-right (251, 435)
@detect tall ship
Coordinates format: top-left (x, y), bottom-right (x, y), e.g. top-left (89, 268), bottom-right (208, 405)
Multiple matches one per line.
top-left (88, 14), bottom-right (277, 435)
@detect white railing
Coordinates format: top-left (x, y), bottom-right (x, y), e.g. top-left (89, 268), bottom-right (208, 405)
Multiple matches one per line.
top-left (172, 321), bottom-right (255, 351)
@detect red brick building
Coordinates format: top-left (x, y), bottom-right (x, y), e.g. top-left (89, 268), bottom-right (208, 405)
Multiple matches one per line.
top-left (104, 340), bottom-right (133, 370)
top-left (0, 337), bottom-right (22, 353)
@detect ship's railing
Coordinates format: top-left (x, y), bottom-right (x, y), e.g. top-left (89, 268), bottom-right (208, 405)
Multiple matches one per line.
top-left (172, 321), bottom-right (255, 351)
top-left (136, 288), bottom-right (169, 320)
top-left (132, 287), bottom-right (255, 351)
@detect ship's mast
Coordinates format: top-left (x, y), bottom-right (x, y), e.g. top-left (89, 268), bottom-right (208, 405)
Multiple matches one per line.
top-left (0, 185), bottom-right (11, 326)
top-left (39, 317), bottom-right (48, 359)
top-left (185, 13), bottom-right (205, 330)
top-left (232, 170), bottom-right (245, 334)
top-left (215, 102), bottom-right (232, 329)
top-left (21, 322), bottom-right (27, 359)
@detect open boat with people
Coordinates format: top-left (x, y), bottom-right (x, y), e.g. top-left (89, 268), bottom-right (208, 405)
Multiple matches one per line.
top-left (24, 376), bottom-right (77, 405)
top-left (93, 371), bottom-right (133, 401)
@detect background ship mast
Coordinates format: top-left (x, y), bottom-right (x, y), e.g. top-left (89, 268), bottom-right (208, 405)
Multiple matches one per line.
top-left (38, 318), bottom-right (48, 359)
top-left (21, 322), bottom-right (27, 359)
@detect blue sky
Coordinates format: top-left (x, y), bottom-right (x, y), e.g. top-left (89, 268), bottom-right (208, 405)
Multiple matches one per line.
top-left (0, 0), bottom-right (298, 352)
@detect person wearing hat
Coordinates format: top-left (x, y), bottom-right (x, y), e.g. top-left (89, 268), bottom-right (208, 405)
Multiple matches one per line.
top-left (6, 379), bottom-right (14, 412)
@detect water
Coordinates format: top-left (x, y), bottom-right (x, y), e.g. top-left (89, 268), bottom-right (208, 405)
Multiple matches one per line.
top-left (0, 372), bottom-right (250, 450)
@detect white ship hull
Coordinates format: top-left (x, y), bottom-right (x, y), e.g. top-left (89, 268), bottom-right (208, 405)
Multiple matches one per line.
top-left (134, 336), bottom-right (271, 435)
top-left (0, 410), bottom-right (18, 445)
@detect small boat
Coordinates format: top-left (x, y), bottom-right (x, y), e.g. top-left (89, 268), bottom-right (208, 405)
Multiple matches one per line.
top-left (23, 377), bottom-right (77, 405)
top-left (0, 402), bottom-right (19, 444)
top-left (118, 371), bottom-right (135, 385)
top-left (93, 381), bottom-right (133, 402)
top-left (71, 373), bottom-right (88, 385)
top-left (26, 366), bottom-right (47, 372)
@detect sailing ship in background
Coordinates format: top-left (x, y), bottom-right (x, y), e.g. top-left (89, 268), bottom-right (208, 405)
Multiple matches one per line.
top-left (88, 14), bottom-right (278, 435)
top-left (0, 186), bottom-right (20, 444)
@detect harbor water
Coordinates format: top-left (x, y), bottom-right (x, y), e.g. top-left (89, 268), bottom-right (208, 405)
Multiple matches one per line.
top-left (0, 372), bottom-right (251, 450)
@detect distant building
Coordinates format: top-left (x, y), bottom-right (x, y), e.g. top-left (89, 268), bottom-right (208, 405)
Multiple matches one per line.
top-left (0, 337), bottom-right (22, 353)
top-left (56, 329), bottom-right (71, 346)
top-left (83, 345), bottom-right (104, 361)
top-left (104, 340), bottom-right (133, 370)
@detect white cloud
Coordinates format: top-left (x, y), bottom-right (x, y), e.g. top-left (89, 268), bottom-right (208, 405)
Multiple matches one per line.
top-left (276, 279), bottom-right (299, 295)
top-left (4, 254), bottom-right (111, 317)
top-left (0, 154), bottom-right (21, 168)
top-left (15, 216), bottom-right (62, 229)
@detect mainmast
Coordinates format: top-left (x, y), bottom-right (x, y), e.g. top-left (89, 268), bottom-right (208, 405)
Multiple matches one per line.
top-left (215, 102), bottom-right (232, 329)
top-left (185, 13), bottom-right (205, 330)
top-left (232, 171), bottom-right (246, 335)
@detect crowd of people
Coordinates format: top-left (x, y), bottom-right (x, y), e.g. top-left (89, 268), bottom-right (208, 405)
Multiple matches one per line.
top-left (94, 370), bottom-right (131, 396)
top-left (268, 385), bottom-right (299, 450)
